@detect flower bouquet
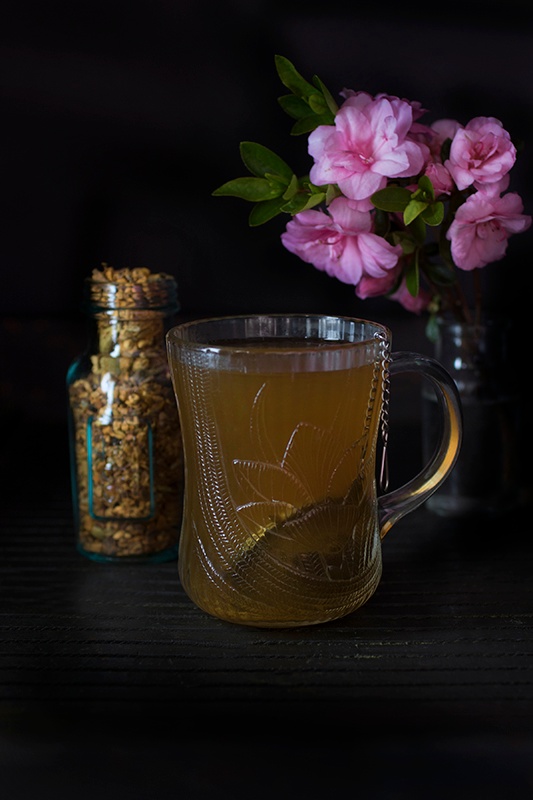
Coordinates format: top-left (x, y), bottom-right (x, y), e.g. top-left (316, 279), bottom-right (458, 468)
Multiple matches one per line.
top-left (213, 56), bottom-right (531, 339)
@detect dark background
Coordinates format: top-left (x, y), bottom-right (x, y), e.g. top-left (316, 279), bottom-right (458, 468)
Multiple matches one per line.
top-left (2, 4), bottom-right (533, 796)
top-left (2, 0), bottom-right (533, 317)
top-left (2, 1), bottom-right (533, 441)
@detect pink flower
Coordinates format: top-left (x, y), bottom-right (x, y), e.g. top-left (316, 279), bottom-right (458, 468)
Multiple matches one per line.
top-left (424, 162), bottom-right (454, 196)
top-left (445, 116), bottom-right (516, 191)
top-left (280, 197), bottom-right (402, 286)
top-left (474, 174), bottom-right (510, 196)
top-left (356, 265), bottom-right (431, 314)
top-left (355, 267), bottom-right (400, 299)
top-left (446, 191), bottom-right (532, 270)
top-left (429, 119), bottom-right (463, 159)
top-left (308, 93), bottom-right (428, 201)
top-left (216, 57), bottom-right (533, 325)
top-left (390, 280), bottom-right (432, 314)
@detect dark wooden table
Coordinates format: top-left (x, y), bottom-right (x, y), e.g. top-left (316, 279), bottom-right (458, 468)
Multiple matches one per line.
top-left (2, 312), bottom-right (533, 799)
top-left (2, 434), bottom-right (533, 799)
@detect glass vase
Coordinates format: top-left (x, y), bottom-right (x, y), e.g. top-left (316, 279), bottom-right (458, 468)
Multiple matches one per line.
top-left (67, 266), bottom-right (184, 562)
top-left (421, 316), bottom-right (525, 517)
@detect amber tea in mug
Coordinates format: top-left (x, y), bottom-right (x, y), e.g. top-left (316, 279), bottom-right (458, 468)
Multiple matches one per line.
top-left (166, 314), bottom-right (462, 628)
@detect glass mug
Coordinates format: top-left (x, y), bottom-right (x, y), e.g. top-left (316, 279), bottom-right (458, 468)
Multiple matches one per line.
top-left (166, 314), bottom-right (462, 628)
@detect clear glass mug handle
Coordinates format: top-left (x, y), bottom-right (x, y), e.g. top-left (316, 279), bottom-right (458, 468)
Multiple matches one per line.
top-left (378, 351), bottom-right (463, 538)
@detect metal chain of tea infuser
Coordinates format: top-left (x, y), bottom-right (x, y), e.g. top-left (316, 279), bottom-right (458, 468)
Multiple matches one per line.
top-left (359, 331), bottom-right (390, 493)
top-left (376, 332), bottom-right (391, 493)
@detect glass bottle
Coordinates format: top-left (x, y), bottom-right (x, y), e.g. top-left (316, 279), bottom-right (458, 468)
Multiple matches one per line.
top-left (67, 265), bottom-right (184, 562)
top-left (421, 316), bottom-right (524, 517)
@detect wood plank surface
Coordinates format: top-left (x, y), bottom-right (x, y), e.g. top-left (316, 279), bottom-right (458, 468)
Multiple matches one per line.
top-left (2, 363), bottom-right (532, 798)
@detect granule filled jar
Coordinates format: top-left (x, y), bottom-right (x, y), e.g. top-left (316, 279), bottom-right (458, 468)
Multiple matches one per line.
top-left (67, 265), bottom-right (184, 562)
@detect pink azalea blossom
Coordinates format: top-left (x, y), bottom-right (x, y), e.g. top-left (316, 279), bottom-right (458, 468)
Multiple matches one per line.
top-left (424, 162), bottom-right (454, 196)
top-left (447, 191), bottom-right (531, 270)
top-left (445, 116), bottom-right (516, 191)
top-left (474, 173), bottom-right (510, 196)
top-left (342, 89), bottom-right (426, 116)
top-left (429, 119), bottom-right (463, 159)
top-left (216, 58), bottom-right (532, 325)
top-left (390, 280), bottom-right (432, 314)
top-left (355, 267), bottom-right (400, 299)
top-left (280, 197), bottom-right (402, 285)
top-left (356, 266), bottom-right (431, 313)
top-left (308, 93), bottom-right (428, 201)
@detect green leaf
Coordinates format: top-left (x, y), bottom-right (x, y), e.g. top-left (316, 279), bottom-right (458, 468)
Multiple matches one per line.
top-left (404, 198), bottom-right (428, 226)
top-left (301, 192), bottom-right (326, 210)
top-left (405, 256), bottom-right (420, 297)
top-left (275, 55), bottom-right (317, 99)
top-left (438, 233), bottom-right (454, 267)
top-left (278, 94), bottom-right (312, 120)
top-left (312, 75), bottom-right (339, 115)
top-left (239, 142), bottom-right (293, 182)
top-left (425, 314), bottom-right (440, 343)
top-left (249, 185), bottom-right (326, 223)
top-left (308, 93), bottom-right (328, 115)
top-left (392, 231), bottom-right (417, 254)
top-left (282, 174), bottom-right (300, 200)
top-left (212, 177), bottom-right (283, 202)
top-left (371, 186), bottom-right (411, 212)
top-left (408, 215), bottom-right (427, 244)
top-left (275, 57), bottom-right (336, 128)
top-left (373, 208), bottom-right (391, 238)
top-left (290, 113), bottom-right (333, 135)
top-left (421, 202), bottom-right (444, 226)
top-left (425, 260), bottom-right (457, 286)
top-left (325, 183), bottom-right (341, 204)
top-left (281, 193), bottom-right (316, 215)
top-left (417, 174), bottom-right (435, 200)
top-left (248, 197), bottom-right (287, 226)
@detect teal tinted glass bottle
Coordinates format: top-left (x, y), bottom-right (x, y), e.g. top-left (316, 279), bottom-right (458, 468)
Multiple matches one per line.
top-left (67, 265), bottom-right (184, 562)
